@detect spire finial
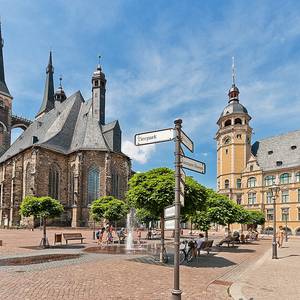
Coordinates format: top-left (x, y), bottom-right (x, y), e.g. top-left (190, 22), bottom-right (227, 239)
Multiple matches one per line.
top-left (97, 55), bottom-right (101, 70)
top-left (59, 75), bottom-right (62, 88)
top-left (232, 56), bottom-right (236, 85)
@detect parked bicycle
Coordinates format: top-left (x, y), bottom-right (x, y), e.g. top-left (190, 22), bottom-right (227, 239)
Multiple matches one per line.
top-left (179, 240), bottom-right (196, 264)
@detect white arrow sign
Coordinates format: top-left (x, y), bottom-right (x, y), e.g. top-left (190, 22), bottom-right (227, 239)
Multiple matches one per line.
top-left (181, 155), bottom-right (206, 174)
top-left (181, 130), bottom-right (194, 153)
top-left (165, 218), bottom-right (176, 230)
top-left (135, 128), bottom-right (174, 146)
top-left (164, 205), bottom-right (176, 219)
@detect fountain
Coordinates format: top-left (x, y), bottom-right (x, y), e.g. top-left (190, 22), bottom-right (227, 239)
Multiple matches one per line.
top-left (126, 208), bottom-right (135, 250)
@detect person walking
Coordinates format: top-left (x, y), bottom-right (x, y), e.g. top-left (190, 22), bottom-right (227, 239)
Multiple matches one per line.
top-left (277, 226), bottom-right (285, 248)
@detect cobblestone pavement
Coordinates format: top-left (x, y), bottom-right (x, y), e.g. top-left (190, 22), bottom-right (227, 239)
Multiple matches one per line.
top-left (230, 237), bottom-right (300, 300)
top-left (0, 229), bottom-right (271, 299)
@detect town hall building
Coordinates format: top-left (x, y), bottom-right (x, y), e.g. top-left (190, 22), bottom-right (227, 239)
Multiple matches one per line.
top-left (0, 24), bottom-right (131, 227)
top-left (216, 64), bottom-right (300, 235)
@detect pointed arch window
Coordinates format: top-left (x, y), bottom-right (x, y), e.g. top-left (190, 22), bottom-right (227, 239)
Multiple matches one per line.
top-left (25, 163), bottom-right (32, 196)
top-left (88, 166), bottom-right (100, 204)
top-left (49, 165), bottom-right (60, 200)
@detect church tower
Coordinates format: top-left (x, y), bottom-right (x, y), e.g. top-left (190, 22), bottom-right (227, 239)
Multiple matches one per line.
top-left (0, 22), bottom-right (13, 155)
top-left (92, 56), bottom-right (106, 125)
top-left (216, 59), bottom-right (252, 204)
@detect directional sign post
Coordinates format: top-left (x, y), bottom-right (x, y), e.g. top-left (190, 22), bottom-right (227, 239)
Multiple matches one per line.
top-left (181, 130), bottom-right (194, 152)
top-left (181, 155), bottom-right (206, 174)
top-left (135, 128), bottom-right (174, 146)
top-left (134, 119), bottom-right (206, 300)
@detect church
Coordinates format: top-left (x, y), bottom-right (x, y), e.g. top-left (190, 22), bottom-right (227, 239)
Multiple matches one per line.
top-left (216, 64), bottom-right (300, 235)
top-left (0, 24), bottom-right (131, 227)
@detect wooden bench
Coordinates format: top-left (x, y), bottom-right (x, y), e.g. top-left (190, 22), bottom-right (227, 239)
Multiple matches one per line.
top-left (63, 233), bottom-right (85, 244)
top-left (198, 240), bottom-right (214, 255)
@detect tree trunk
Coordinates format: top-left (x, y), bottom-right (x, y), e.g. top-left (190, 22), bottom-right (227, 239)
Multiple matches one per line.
top-left (190, 220), bottom-right (193, 235)
top-left (42, 218), bottom-right (48, 248)
top-left (160, 213), bottom-right (165, 263)
top-left (205, 230), bottom-right (208, 240)
top-left (228, 223), bottom-right (230, 232)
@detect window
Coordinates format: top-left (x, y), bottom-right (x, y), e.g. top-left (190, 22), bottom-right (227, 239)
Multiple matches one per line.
top-left (225, 179), bottom-right (229, 189)
top-left (112, 173), bottom-right (120, 198)
top-left (265, 175), bottom-right (275, 186)
top-left (298, 208), bottom-right (300, 221)
top-left (281, 208), bottom-right (289, 221)
top-left (280, 173), bottom-right (290, 184)
top-left (268, 150), bottom-right (273, 155)
top-left (69, 170), bottom-right (75, 206)
top-left (247, 177), bottom-right (256, 188)
top-left (250, 165), bottom-right (253, 172)
top-left (281, 190), bottom-right (289, 203)
top-left (236, 134), bottom-right (242, 139)
top-left (248, 193), bottom-right (256, 205)
top-left (266, 191), bottom-right (273, 204)
top-left (49, 165), bottom-right (60, 200)
top-left (234, 118), bottom-right (242, 125)
top-left (298, 189), bottom-right (300, 202)
top-left (223, 136), bottom-right (231, 144)
top-left (0, 124), bottom-right (3, 133)
top-left (267, 209), bottom-right (274, 221)
top-left (276, 161), bottom-right (283, 166)
top-left (87, 167), bottom-right (100, 204)
top-left (236, 195), bottom-right (242, 205)
top-left (296, 172), bottom-right (300, 182)
top-left (236, 178), bottom-right (241, 189)
top-left (0, 100), bottom-right (4, 108)
top-left (224, 119), bottom-right (232, 127)
top-left (225, 149), bottom-right (228, 154)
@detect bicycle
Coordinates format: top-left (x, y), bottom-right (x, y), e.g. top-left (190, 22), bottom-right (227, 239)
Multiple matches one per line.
top-left (179, 240), bottom-right (196, 264)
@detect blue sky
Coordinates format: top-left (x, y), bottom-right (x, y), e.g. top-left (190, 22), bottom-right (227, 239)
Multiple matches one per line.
top-left (2, 0), bottom-right (300, 188)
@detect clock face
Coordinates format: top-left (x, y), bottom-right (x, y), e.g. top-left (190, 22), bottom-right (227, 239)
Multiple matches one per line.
top-left (223, 136), bottom-right (231, 145)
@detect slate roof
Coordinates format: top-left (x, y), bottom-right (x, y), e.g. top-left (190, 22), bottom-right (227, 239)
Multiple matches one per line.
top-left (0, 91), bottom-right (122, 162)
top-left (252, 130), bottom-right (300, 171)
top-left (220, 101), bottom-right (248, 117)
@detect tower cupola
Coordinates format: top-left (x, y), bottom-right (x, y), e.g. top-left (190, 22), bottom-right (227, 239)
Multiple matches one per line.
top-left (92, 56), bottom-right (106, 125)
top-left (54, 76), bottom-right (67, 103)
top-left (228, 56), bottom-right (239, 102)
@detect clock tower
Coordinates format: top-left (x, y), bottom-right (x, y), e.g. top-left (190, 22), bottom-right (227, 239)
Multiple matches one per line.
top-left (216, 61), bottom-right (252, 203)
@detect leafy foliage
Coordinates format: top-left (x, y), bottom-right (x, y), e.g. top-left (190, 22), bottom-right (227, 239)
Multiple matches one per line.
top-left (135, 208), bottom-right (158, 227)
top-left (244, 210), bottom-right (265, 226)
top-left (90, 196), bottom-right (128, 223)
top-left (20, 196), bottom-right (64, 219)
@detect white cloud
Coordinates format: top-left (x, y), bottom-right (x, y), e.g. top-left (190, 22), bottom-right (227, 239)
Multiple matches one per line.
top-left (122, 140), bottom-right (156, 164)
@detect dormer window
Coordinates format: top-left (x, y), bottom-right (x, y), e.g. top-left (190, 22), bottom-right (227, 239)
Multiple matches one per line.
top-left (268, 150), bottom-right (273, 155)
top-left (276, 161), bottom-right (283, 166)
top-left (291, 145), bottom-right (297, 150)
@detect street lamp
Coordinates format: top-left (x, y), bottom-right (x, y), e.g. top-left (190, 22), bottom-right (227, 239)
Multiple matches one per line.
top-left (269, 184), bottom-right (280, 259)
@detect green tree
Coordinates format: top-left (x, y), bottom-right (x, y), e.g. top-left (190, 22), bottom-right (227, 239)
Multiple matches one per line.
top-left (135, 208), bottom-right (158, 228)
top-left (90, 196), bottom-right (128, 224)
top-left (191, 210), bottom-right (211, 238)
top-left (245, 210), bottom-right (265, 228)
top-left (19, 196), bottom-right (64, 248)
top-left (127, 167), bottom-right (207, 261)
top-left (206, 192), bottom-right (244, 231)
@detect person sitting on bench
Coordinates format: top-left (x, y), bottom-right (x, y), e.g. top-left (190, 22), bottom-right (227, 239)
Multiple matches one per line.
top-left (216, 231), bottom-right (233, 246)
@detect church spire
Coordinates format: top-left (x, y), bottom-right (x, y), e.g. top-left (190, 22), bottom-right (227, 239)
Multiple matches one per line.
top-left (36, 51), bottom-right (55, 117)
top-left (228, 56), bottom-right (239, 103)
top-left (0, 22), bottom-right (11, 97)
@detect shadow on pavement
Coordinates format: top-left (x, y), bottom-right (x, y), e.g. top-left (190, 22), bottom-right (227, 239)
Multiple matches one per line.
top-left (213, 247), bottom-right (255, 254)
top-left (128, 253), bottom-right (236, 269)
top-left (278, 254), bottom-right (300, 259)
top-left (20, 244), bottom-right (86, 250)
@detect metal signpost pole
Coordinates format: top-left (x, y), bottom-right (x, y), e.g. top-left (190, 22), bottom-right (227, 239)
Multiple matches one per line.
top-left (172, 119), bottom-right (182, 299)
top-left (271, 187), bottom-right (278, 259)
